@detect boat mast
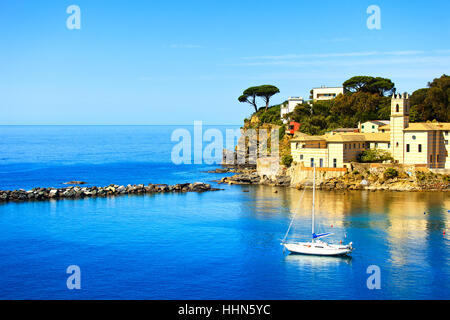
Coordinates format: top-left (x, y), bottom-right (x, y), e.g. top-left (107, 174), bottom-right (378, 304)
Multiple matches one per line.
top-left (312, 164), bottom-right (316, 240)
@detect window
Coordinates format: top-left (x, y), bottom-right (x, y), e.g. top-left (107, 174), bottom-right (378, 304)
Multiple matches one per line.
top-left (445, 131), bottom-right (448, 136)
top-left (319, 159), bottom-right (323, 168)
top-left (388, 143), bottom-right (391, 148)
top-left (418, 144), bottom-right (422, 152)
top-left (412, 135), bottom-right (416, 140)
top-left (396, 104), bottom-right (399, 112)
top-left (362, 125), bottom-right (365, 129)
top-left (372, 125), bottom-right (375, 129)
top-left (311, 158), bottom-right (314, 167)
top-left (437, 155), bottom-right (440, 162)
top-left (300, 155), bottom-right (303, 160)
top-left (430, 154), bottom-right (433, 162)
top-left (396, 142), bottom-right (399, 147)
top-left (406, 144), bottom-right (410, 152)
top-left (375, 143), bottom-right (378, 148)
top-left (333, 159), bottom-right (337, 168)
top-left (445, 140), bottom-right (449, 145)
top-left (353, 143), bottom-right (356, 149)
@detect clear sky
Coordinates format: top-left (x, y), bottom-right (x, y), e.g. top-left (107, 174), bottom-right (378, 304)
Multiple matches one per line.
top-left (1, 0), bottom-right (450, 125)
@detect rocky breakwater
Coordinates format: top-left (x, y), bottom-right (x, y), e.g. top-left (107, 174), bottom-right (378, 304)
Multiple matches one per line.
top-left (219, 170), bottom-right (291, 187)
top-left (0, 182), bottom-right (220, 203)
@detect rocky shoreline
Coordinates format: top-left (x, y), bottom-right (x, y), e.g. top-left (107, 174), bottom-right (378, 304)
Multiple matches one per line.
top-left (216, 167), bottom-right (450, 192)
top-left (0, 182), bottom-right (220, 203)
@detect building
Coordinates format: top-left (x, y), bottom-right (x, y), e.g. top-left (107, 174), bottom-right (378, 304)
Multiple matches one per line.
top-left (389, 93), bottom-right (450, 169)
top-left (327, 128), bottom-right (359, 134)
top-left (359, 120), bottom-right (390, 133)
top-left (291, 93), bottom-right (450, 169)
top-left (281, 97), bottom-right (304, 123)
top-left (311, 86), bottom-right (344, 101)
top-left (287, 121), bottom-right (301, 136)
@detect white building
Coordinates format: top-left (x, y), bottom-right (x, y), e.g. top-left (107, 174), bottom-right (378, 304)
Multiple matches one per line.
top-left (359, 120), bottom-right (390, 133)
top-left (311, 86), bottom-right (344, 101)
top-left (281, 96), bottom-right (304, 123)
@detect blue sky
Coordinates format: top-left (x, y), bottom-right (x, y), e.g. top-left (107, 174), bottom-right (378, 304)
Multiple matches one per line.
top-left (1, 0), bottom-right (450, 125)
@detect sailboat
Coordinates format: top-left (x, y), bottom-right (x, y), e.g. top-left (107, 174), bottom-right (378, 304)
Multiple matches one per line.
top-left (281, 165), bottom-right (353, 256)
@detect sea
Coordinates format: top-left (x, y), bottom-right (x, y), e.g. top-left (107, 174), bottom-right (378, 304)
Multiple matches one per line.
top-left (0, 125), bottom-right (449, 299)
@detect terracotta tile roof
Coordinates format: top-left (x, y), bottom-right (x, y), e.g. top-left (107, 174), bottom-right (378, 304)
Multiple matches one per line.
top-left (324, 133), bottom-right (367, 142)
top-left (404, 122), bottom-right (450, 131)
top-left (291, 132), bottom-right (390, 143)
top-left (361, 133), bottom-right (390, 142)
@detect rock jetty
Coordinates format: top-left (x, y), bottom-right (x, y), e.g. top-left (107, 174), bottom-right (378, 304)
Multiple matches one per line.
top-left (0, 182), bottom-right (220, 203)
top-left (219, 171), bottom-right (291, 187)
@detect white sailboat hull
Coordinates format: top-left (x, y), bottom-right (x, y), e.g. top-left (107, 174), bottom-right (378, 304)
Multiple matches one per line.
top-left (281, 166), bottom-right (354, 257)
top-left (283, 241), bottom-right (353, 256)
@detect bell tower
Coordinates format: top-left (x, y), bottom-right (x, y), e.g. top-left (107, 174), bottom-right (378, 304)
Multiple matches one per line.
top-left (390, 92), bottom-right (410, 163)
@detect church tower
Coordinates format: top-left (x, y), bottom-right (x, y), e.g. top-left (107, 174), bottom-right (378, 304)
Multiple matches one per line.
top-left (390, 92), bottom-right (410, 163)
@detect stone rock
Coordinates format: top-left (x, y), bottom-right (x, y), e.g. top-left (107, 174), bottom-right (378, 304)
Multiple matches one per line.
top-left (63, 181), bottom-right (86, 185)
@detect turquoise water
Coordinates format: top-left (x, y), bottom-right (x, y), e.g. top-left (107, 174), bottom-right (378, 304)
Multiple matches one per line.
top-left (0, 126), bottom-right (449, 299)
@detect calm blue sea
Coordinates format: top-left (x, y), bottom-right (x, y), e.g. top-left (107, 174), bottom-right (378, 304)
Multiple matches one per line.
top-left (0, 125), bottom-right (449, 300)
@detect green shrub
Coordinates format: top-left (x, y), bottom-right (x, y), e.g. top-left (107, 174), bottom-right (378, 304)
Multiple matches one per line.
top-left (383, 168), bottom-right (399, 180)
top-left (416, 171), bottom-right (427, 182)
top-left (279, 125), bottom-right (286, 140)
top-left (281, 155), bottom-right (293, 167)
top-left (443, 175), bottom-right (450, 183)
top-left (358, 149), bottom-right (393, 163)
top-left (257, 105), bottom-right (283, 125)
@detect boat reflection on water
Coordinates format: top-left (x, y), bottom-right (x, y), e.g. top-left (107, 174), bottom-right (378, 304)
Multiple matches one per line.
top-left (284, 253), bottom-right (352, 267)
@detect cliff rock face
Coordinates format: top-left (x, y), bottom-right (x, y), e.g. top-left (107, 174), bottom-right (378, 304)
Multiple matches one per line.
top-left (287, 164), bottom-right (347, 187)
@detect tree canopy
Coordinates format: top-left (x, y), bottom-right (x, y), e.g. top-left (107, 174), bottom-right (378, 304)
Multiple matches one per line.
top-left (255, 85), bottom-right (280, 111)
top-left (238, 86), bottom-right (259, 112)
top-left (238, 85), bottom-right (280, 113)
top-left (243, 75), bottom-right (450, 135)
top-left (343, 76), bottom-right (396, 96)
top-left (409, 74), bottom-right (450, 122)
top-left (291, 92), bottom-right (391, 135)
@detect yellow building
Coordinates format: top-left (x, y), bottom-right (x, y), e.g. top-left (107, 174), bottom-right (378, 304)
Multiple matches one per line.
top-left (291, 93), bottom-right (450, 169)
top-left (390, 93), bottom-right (450, 169)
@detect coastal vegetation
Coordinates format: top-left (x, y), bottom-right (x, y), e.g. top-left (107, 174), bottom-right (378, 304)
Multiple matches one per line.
top-left (238, 85), bottom-right (280, 113)
top-left (383, 168), bottom-right (399, 180)
top-left (291, 76), bottom-right (394, 135)
top-left (343, 76), bottom-right (396, 96)
top-left (281, 154), bottom-right (293, 167)
top-left (409, 74), bottom-right (450, 122)
top-left (358, 149), bottom-right (394, 163)
top-left (239, 75), bottom-right (450, 136)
